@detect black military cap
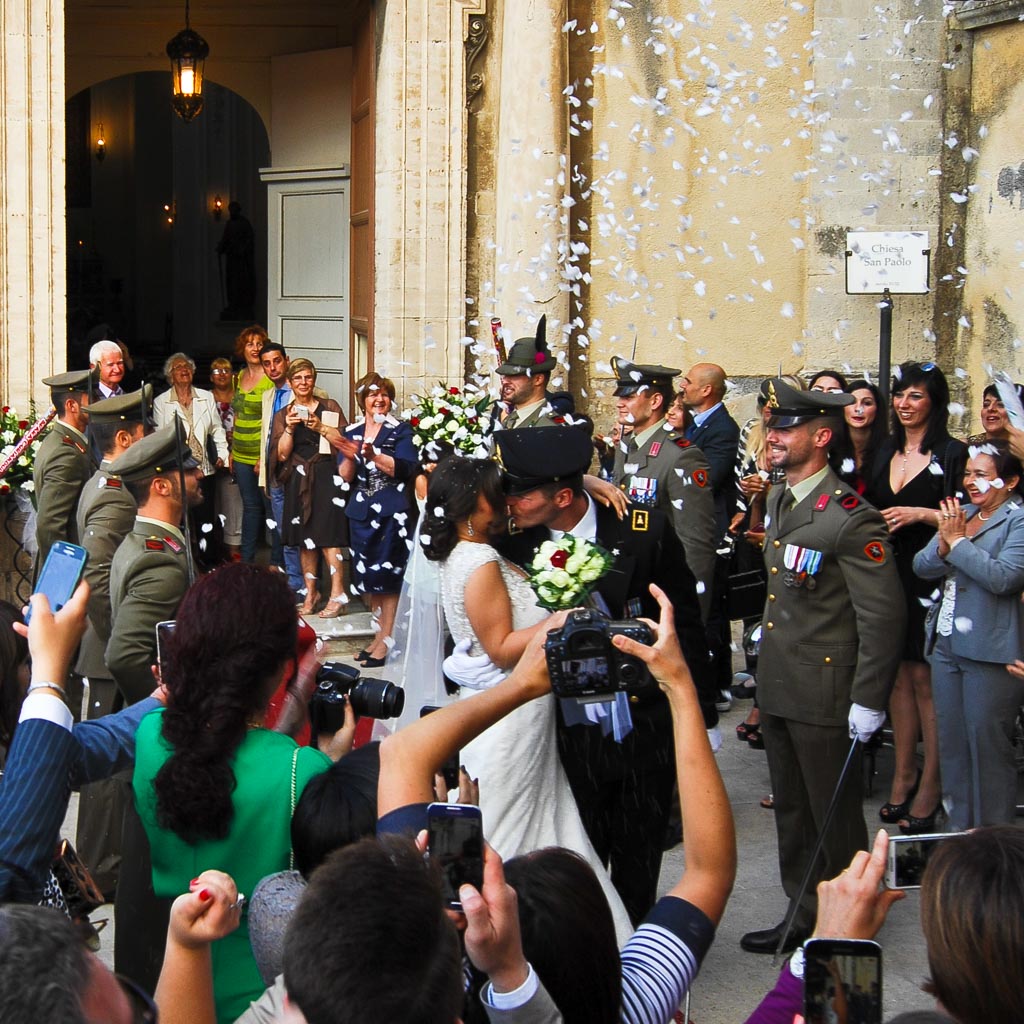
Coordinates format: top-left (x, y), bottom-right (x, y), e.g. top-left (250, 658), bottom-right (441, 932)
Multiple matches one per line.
top-left (107, 422), bottom-right (198, 482)
top-left (493, 426), bottom-right (592, 495)
top-left (496, 315), bottom-right (556, 375)
top-left (42, 369), bottom-right (92, 393)
top-left (763, 377), bottom-right (853, 428)
top-left (611, 356), bottom-right (680, 397)
top-left (82, 385), bottom-right (153, 423)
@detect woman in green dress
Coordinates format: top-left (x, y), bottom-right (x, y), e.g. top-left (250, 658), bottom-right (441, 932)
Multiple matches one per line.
top-left (133, 563), bottom-right (353, 1023)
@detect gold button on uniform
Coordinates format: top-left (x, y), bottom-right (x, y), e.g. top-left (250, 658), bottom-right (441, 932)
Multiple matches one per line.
top-left (824, 656), bottom-right (831, 664)
top-left (773, 540), bottom-right (781, 548)
top-left (770, 566), bottom-right (778, 575)
top-left (766, 622), bottom-right (774, 630)
top-left (768, 594), bottom-right (776, 602)
top-left (629, 695), bottom-right (639, 704)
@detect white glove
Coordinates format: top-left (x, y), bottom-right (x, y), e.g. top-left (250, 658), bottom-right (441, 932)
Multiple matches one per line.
top-left (442, 639), bottom-right (506, 692)
top-left (706, 725), bottom-right (722, 753)
top-left (848, 703), bottom-right (885, 743)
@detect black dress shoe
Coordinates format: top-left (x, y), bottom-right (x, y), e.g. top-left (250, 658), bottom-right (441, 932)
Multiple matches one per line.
top-left (361, 655), bottom-right (386, 668)
top-left (740, 922), bottom-right (809, 955)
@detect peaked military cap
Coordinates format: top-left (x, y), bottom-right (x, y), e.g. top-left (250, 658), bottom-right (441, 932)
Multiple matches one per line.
top-left (43, 369), bottom-right (92, 393)
top-left (496, 315), bottom-right (556, 376)
top-left (493, 426), bottom-right (592, 495)
top-left (611, 356), bottom-right (680, 397)
top-left (107, 422), bottom-right (198, 482)
top-left (763, 377), bottom-right (853, 428)
top-left (82, 384), bottom-right (153, 423)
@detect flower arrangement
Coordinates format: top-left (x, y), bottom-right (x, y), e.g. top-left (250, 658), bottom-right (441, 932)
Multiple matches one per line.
top-left (528, 535), bottom-right (614, 610)
top-left (403, 383), bottom-right (493, 459)
top-left (0, 405), bottom-right (41, 502)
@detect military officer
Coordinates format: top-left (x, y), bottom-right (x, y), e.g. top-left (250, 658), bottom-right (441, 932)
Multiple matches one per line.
top-left (73, 387), bottom-right (150, 897)
top-left (33, 369), bottom-right (94, 574)
top-left (492, 425), bottom-right (713, 925)
top-left (739, 379), bottom-right (905, 955)
top-left (610, 356), bottom-right (717, 623)
top-left (106, 423), bottom-right (201, 705)
top-left (492, 315), bottom-right (565, 430)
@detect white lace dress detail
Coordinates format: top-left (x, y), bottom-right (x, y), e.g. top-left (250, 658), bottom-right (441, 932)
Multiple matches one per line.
top-left (439, 541), bottom-right (632, 944)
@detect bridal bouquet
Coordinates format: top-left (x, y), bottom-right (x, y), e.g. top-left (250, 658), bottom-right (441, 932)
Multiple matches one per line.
top-left (403, 383), bottom-right (493, 459)
top-left (528, 535), bottom-right (614, 610)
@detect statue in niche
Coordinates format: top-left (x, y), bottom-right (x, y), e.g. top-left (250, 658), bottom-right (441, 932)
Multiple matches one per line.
top-left (216, 201), bottom-right (256, 321)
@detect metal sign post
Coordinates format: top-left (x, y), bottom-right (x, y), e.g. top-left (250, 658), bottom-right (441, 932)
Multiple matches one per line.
top-left (845, 231), bottom-right (930, 405)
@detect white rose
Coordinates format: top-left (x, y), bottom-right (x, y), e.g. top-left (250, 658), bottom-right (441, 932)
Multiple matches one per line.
top-left (550, 569), bottom-right (571, 588)
top-left (565, 553), bottom-right (587, 574)
top-left (20, 480), bottom-right (34, 493)
top-left (579, 566), bottom-right (601, 583)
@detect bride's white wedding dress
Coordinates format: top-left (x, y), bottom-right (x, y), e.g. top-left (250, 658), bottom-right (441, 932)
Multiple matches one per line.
top-left (440, 540), bottom-right (632, 942)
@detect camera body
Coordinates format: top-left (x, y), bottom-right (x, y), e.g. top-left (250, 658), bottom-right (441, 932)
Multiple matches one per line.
top-left (544, 608), bottom-right (653, 700)
top-left (309, 661), bottom-right (405, 731)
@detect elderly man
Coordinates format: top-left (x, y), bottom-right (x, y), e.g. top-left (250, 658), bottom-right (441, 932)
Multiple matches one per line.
top-left (739, 379), bottom-right (904, 954)
top-left (89, 338), bottom-right (126, 398)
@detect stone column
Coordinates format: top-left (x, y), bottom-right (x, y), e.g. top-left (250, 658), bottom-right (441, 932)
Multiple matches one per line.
top-left (374, 0), bottom-right (487, 398)
top-left (0, 0), bottom-right (66, 410)
top-left (489, 0), bottom-right (571, 376)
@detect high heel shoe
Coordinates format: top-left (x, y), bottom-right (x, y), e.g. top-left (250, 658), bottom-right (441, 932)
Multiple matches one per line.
top-left (736, 721), bottom-right (760, 741)
top-left (899, 801), bottom-right (944, 835)
top-left (879, 770), bottom-right (922, 824)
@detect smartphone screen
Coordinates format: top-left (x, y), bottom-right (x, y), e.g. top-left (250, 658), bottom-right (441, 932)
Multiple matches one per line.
top-left (885, 832), bottom-right (959, 889)
top-left (28, 542), bottom-right (88, 623)
top-left (803, 938), bottom-right (882, 1024)
top-left (427, 802), bottom-right (483, 911)
top-left (155, 620), bottom-right (176, 673)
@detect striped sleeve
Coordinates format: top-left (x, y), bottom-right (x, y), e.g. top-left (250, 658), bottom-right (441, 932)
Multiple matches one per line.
top-left (620, 897), bottom-right (715, 1024)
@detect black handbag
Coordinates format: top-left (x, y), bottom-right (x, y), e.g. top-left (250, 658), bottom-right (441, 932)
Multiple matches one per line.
top-left (727, 538), bottom-right (767, 621)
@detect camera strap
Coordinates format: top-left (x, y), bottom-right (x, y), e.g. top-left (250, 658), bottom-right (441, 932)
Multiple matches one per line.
top-left (559, 693), bottom-right (633, 741)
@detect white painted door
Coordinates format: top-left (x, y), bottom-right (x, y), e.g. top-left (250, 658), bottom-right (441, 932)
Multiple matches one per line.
top-left (262, 167), bottom-right (351, 416)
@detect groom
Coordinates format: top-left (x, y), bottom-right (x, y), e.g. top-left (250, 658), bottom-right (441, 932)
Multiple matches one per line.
top-left (490, 425), bottom-right (715, 925)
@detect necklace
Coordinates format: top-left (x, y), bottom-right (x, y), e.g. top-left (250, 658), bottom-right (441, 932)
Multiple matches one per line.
top-left (977, 508), bottom-right (996, 521)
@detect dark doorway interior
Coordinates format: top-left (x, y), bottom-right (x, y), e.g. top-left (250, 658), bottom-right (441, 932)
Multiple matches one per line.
top-left (66, 72), bottom-right (270, 381)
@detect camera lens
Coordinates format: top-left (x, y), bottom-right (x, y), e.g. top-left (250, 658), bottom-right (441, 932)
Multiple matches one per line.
top-left (348, 678), bottom-right (406, 719)
top-left (618, 661), bottom-right (639, 685)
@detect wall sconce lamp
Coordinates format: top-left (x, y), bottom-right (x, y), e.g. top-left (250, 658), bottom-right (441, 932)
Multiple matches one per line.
top-left (163, 202), bottom-right (175, 226)
top-left (213, 195), bottom-right (224, 220)
top-left (167, 0), bottom-right (209, 122)
top-left (95, 123), bottom-right (106, 162)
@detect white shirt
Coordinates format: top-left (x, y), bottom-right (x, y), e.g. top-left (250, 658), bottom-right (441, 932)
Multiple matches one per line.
top-left (548, 493), bottom-right (598, 543)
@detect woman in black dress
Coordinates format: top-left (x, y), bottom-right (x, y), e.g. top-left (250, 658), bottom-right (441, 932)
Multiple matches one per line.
top-left (867, 362), bottom-right (967, 832)
top-left (271, 359), bottom-right (349, 617)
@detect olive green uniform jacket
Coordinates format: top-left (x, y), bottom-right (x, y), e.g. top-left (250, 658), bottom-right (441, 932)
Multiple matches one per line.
top-left (32, 422), bottom-right (93, 573)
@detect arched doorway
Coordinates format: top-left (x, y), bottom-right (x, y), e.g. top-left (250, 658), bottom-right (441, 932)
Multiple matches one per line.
top-left (65, 72), bottom-right (270, 380)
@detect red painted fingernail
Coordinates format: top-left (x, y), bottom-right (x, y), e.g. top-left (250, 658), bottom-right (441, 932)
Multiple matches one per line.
top-left (189, 878), bottom-right (199, 887)
top-left (198, 888), bottom-right (211, 902)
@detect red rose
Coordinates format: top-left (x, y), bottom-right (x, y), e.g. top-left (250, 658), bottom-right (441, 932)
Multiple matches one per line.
top-left (438, 408), bottom-right (450, 417)
top-left (0, 482), bottom-right (9, 494)
top-left (17, 421), bottom-right (27, 430)
top-left (2, 407), bottom-right (9, 414)
top-left (410, 417), bottom-right (420, 427)
top-left (449, 386), bottom-right (460, 395)
top-left (550, 549), bottom-right (568, 568)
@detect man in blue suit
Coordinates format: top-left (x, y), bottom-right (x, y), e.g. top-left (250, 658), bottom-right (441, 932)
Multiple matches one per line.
top-left (681, 363), bottom-right (740, 709)
top-left (0, 587), bottom-right (161, 904)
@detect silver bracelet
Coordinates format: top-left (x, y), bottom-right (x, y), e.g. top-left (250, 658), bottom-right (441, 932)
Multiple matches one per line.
top-left (27, 681), bottom-right (69, 702)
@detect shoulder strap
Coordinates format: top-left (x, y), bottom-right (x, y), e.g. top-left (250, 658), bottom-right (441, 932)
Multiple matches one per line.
top-left (289, 746), bottom-right (300, 870)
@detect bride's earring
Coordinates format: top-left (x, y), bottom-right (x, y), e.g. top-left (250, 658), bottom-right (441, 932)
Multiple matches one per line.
top-left (466, 517), bottom-right (475, 537)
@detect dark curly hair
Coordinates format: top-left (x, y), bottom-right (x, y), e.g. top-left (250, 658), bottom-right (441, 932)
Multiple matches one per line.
top-left (153, 563), bottom-right (298, 843)
top-left (421, 456), bottom-right (504, 562)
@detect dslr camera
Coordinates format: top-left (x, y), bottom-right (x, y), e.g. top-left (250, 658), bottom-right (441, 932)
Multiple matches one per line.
top-left (309, 661), bottom-right (406, 731)
top-left (544, 609), bottom-right (653, 700)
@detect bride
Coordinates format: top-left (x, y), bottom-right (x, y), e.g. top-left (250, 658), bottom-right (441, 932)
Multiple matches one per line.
top-left (421, 455), bottom-right (632, 939)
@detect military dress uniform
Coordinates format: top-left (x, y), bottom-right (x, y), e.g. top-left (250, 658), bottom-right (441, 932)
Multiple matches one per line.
top-left (492, 314), bottom-right (566, 431)
top-left (610, 359), bottom-right (717, 622)
top-left (751, 381), bottom-right (905, 945)
top-left (33, 370), bottom-right (95, 574)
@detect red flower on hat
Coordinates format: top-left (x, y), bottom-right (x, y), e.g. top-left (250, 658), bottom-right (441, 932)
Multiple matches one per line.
top-left (534, 352), bottom-right (546, 365)
top-left (550, 549), bottom-right (568, 569)
top-left (449, 386), bottom-right (460, 395)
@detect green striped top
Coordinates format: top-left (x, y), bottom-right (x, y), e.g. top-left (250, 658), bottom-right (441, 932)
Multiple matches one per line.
top-left (231, 371), bottom-right (273, 465)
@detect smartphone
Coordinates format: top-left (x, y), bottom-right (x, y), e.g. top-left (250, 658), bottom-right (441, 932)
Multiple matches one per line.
top-left (28, 541), bottom-right (88, 623)
top-left (426, 802), bottom-right (483, 911)
top-left (884, 831), bottom-right (960, 889)
top-left (420, 705), bottom-right (460, 792)
top-left (155, 620), bottom-right (176, 672)
top-left (803, 938), bottom-right (882, 1024)
top-left (295, 405), bottom-right (310, 420)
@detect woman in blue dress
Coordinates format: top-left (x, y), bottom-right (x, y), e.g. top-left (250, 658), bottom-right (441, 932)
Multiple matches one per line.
top-left (337, 372), bottom-right (419, 667)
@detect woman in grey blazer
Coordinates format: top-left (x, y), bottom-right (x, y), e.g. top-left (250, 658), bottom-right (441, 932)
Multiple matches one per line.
top-left (914, 443), bottom-right (1024, 832)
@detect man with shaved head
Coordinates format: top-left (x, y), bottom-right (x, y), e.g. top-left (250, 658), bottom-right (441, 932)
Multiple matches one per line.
top-left (681, 363), bottom-right (740, 711)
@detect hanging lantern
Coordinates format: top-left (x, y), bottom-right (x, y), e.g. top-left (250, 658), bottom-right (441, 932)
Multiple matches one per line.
top-left (166, 0), bottom-right (209, 122)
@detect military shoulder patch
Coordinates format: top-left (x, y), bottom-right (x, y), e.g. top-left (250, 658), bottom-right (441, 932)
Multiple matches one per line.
top-left (105, 477), bottom-right (122, 489)
top-left (145, 538), bottom-right (165, 551)
top-left (62, 435), bottom-right (86, 453)
top-left (864, 541), bottom-right (885, 563)
top-left (649, 441), bottom-right (662, 457)
top-left (839, 494), bottom-right (860, 511)
top-left (631, 509), bottom-right (649, 532)
top-left (164, 537), bottom-right (183, 553)
top-left (815, 495), bottom-right (829, 511)
top-left (673, 438), bottom-right (691, 449)
top-left (693, 468), bottom-right (708, 488)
